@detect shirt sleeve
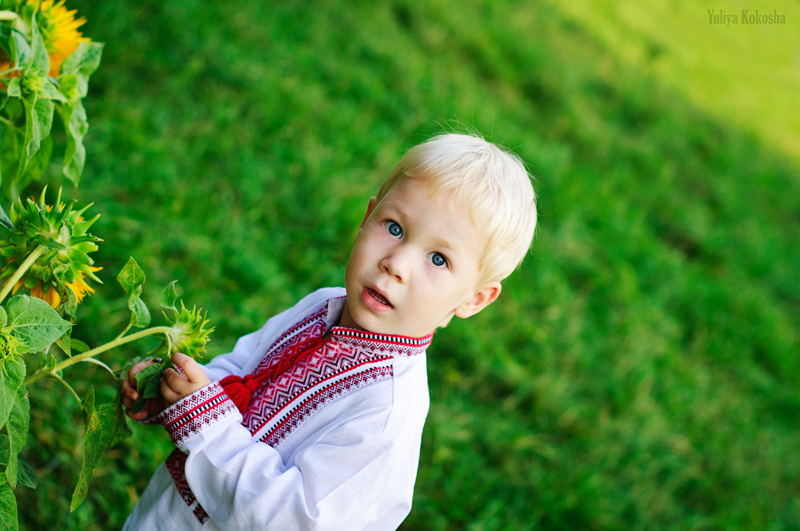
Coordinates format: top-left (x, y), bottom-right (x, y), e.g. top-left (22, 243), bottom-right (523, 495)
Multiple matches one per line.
top-left (157, 380), bottom-right (412, 530)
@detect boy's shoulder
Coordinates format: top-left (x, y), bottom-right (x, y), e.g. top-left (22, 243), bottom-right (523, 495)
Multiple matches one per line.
top-left (288, 287), bottom-right (346, 324)
top-left (257, 287), bottom-right (345, 338)
top-left (296, 286), bottom-right (346, 309)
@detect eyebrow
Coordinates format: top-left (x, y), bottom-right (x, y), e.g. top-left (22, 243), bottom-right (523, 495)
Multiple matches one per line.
top-left (431, 237), bottom-right (464, 258)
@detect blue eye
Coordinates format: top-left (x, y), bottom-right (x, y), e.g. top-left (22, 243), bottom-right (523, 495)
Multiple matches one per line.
top-left (430, 252), bottom-right (448, 267)
top-left (385, 221), bottom-right (403, 238)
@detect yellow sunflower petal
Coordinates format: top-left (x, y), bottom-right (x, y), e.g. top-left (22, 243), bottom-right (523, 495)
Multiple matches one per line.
top-left (30, 281), bottom-right (43, 299)
top-left (11, 279), bottom-right (24, 295)
top-left (45, 285), bottom-right (60, 308)
top-left (28, 0), bottom-right (91, 76)
top-left (65, 273), bottom-right (95, 304)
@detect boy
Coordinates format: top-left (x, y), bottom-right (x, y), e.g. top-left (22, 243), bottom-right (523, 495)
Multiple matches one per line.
top-left (121, 133), bottom-right (537, 530)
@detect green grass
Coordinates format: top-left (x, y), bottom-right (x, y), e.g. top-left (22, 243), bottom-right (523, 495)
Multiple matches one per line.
top-left (11, 0), bottom-right (800, 530)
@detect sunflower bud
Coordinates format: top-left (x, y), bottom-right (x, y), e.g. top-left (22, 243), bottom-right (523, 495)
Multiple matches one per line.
top-left (0, 187), bottom-right (102, 308)
top-left (0, 329), bottom-right (29, 358)
top-left (160, 302), bottom-right (214, 359)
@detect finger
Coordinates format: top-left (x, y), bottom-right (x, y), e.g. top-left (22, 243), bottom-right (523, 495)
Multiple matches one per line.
top-left (121, 379), bottom-right (137, 401)
top-left (125, 406), bottom-right (149, 421)
top-left (121, 393), bottom-right (134, 409)
top-left (159, 377), bottom-right (181, 405)
top-left (171, 353), bottom-right (207, 384)
top-left (126, 360), bottom-right (151, 388)
top-left (164, 368), bottom-right (197, 395)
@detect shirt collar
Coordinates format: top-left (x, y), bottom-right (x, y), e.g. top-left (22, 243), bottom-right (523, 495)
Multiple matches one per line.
top-left (323, 295), bottom-right (433, 356)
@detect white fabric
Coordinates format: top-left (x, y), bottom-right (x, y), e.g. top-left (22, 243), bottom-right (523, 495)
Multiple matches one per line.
top-left (123, 287), bottom-right (430, 531)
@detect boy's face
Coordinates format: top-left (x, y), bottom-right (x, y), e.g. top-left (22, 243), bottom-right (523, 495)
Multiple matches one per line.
top-left (340, 178), bottom-right (501, 338)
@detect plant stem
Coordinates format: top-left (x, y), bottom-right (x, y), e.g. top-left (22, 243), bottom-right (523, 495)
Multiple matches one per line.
top-left (48, 372), bottom-right (82, 407)
top-left (0, 244), bottom-right (47, 304)
top-left (80, 357), bottom-right (117, 379)
top-left (24, 326), bottom-right (174, 386)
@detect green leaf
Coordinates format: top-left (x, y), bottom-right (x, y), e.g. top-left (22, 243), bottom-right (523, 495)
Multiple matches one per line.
top-left (21, 132), bottom-right (51, 185)
top-left (0, 434), bottom-right (8, 468)
top-left (128, 297), bottom-right (151, 329)
top-left (70, 338), bottom-right (89, 353)
top-left (0, 124), bottom-right (22, 192)
top-left (8, 28), bottom-right (30, 72)
top-left (0, 483), bottom-right (17, 531)
top-left (159, 281), bottom-right (178, 311)
top-left (55, 284), bottom-right (77, 321)
top-left (39, 238), bottom-right (66, 251)
top-left (39, 79), bottom-right (66, 103)
top-left (0, 308), bottom-right (6, 329)
top-left (116, 257), bottom-right (145, 296)
top-left (5, 386), bottom-right (28, 489)
top-left (112, 411), bottom-right (132, 446)
top-left (5, 295), bottom-right (71, 352)
top-left (14, 94), bottom-right (54, 187)
top-left (57, 75), bottom-right (78, 102)
top-left (81, 385), bottom-right (94, 424)
top-left (5, 79), bottom-right (18, 99)
top-left (117, 258), bottom-right (150, 328)
top-left (26, 15), bottom-right (49, 77)
top-left (55, 330), bottom-right (71, 357)
top-left (58, 42), bottom-right (103, 100)
top-left (55, 100), bottom-right (87, 185)
top-left (16, 456), bottom-right (36, 489)
top-left (70, 403), bottom-right (117, 512)
top-left (112, 376), bottom-right (132, 446)
top-left (0, 356), bottom-right (24, 433)
top-left (0, 206), bottom-right (12, 231)
top-left (0, 25), bottom-right (13, 61)
top-left (132, 362), bottom-right (164, 414)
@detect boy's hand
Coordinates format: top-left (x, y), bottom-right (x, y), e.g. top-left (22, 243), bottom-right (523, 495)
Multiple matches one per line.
top-left (159, 352), bottom-right (211, 406)
top-left (122, 358), bottom-right (166, 421)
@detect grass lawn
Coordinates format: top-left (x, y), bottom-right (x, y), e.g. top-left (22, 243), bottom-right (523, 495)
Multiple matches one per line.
top-left (10, 0), bottom-right (799, 530)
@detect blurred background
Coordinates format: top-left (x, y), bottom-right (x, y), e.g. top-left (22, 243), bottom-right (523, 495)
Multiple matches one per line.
top-left (15, 0), bottom-right (800, 529)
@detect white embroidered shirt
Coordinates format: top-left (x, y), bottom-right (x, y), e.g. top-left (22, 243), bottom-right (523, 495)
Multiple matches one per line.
top-left (122, 287), bottom-right (432, 531)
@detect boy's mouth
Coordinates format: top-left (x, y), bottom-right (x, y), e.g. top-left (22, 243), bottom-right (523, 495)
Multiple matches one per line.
top-left (363, 287), bottom-right (393, 313)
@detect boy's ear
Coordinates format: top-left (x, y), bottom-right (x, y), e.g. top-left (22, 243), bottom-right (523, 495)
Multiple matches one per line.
top-left (359, 197), bottom-right (377, 234)
top-left (454, 281), bottom-right (502, 319)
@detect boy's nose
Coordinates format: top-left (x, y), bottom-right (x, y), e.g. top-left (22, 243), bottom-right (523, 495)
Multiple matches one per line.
top-left (379, 250), bottom-right (411, 283)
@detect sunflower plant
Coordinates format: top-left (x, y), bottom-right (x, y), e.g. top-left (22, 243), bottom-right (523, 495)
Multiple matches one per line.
top-left (0, 2), bottom-right (215, 529)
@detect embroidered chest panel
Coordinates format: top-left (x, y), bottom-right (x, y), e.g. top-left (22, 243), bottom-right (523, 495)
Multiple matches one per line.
top-left (241, 308), bottom-right (395, 446)
top-left (163, 301), bottom-right (431, 525)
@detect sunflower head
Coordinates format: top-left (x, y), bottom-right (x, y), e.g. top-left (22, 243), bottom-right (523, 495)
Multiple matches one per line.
top-left (158, 303), bottom-right (214, 360)
top-left (0, 187), bottom-right (102, 309)
top-left (25, 0), bottom-right (90, 76)
top-left (0, 328), bottom-right (29, 358)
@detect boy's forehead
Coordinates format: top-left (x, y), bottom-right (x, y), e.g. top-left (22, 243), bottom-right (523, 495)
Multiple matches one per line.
top-left (380, 178), bottom-right (471, 220)
top-left (377, 179), bottom-right (488, 256)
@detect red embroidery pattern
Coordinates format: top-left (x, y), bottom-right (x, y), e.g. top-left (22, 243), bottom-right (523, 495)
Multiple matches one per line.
top-left (262, 365), bottom-right (393, 447)
top-left (260, 308), bottom-right (326, 367)
top-left (165, 449), bottom-right (210, 524)
top-left (160, 297), bottom-right (431, 527)
top-left (332, 327), bottom-right (433, 358)
top-left (242, 313), bottom-right (430, 442)
top-left (165, 449), bottom-right (195, 507)
top-left (193, 505), bottom-right (210, 525)
top-left (160, 382), bottom-right (238, 447)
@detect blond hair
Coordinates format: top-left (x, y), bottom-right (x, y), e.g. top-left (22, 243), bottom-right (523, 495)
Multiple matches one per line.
top-left (375, 133), bottom-right (537, 282)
